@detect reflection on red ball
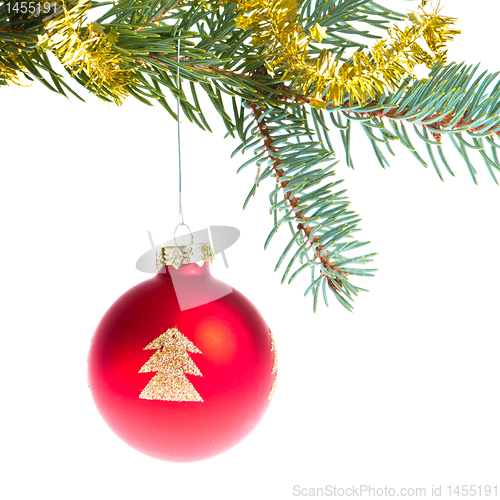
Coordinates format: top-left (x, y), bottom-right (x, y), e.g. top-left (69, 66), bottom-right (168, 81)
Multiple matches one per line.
top-left (88, 262), bottom-right (276, 462)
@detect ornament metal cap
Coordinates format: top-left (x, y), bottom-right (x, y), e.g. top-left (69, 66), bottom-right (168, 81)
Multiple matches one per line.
top-left (156, 243), bottom-right (215, 270)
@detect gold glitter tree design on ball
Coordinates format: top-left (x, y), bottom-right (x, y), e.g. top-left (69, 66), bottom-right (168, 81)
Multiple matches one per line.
top-left (139, 327), bottom-right (203, 402)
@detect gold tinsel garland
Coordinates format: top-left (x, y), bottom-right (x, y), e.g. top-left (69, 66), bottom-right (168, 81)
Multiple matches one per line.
top-left (37, 0), bottom-right (134, 102)
top-left (0, 0), bottom-right (459, 105)
top-left (0, 54), bottom-right (22, 83)
top-left (235, 0), bottom-right (460, 107)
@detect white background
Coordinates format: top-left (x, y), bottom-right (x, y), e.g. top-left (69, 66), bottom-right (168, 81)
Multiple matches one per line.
top-left (1, 1), bottom-right (499, 499)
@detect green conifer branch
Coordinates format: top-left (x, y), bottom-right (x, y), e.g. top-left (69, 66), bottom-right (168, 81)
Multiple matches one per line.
top-left (2, 0), bottom-right (499, 311)
top-left (239, 100), bottom-right (376, 311)
top-left (323, 61), bottom-right (500, 185)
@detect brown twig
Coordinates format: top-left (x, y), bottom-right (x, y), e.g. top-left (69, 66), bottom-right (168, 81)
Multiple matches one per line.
top-left (144, 56), bottom-right (497, 139)
top-left (327, 102), bottom-right (500, 141)
top-left (135, 13), bottom-right (166, 31)
top-left (247, 101), bottom-right (346, 292)
top-left (135, 0), bottom-right (188, 31)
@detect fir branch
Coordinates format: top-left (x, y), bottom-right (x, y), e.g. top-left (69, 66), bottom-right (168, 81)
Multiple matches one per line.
top-left (243, 100), bottom-right (376, 311)
top-left (322, 61), bottom-right (500, 183)
top-left (2, 0), bottom-right (500, 311)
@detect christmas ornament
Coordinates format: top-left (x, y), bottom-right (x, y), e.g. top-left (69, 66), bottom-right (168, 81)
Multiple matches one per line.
top-left (88, 242), bottom-right (277, 462)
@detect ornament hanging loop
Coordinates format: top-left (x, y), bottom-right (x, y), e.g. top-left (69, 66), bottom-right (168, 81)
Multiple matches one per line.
top-left (174, 222), bottom-right (193, 247)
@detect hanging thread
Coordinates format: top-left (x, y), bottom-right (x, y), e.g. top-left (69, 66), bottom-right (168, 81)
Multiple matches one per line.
top-left (176, 35), bottom-right (184, 226)
top-left (173, 33), bottom-right (193, 245)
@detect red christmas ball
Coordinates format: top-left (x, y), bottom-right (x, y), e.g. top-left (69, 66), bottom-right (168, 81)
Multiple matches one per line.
top-left (88, 244), bottom-right (277, 462)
